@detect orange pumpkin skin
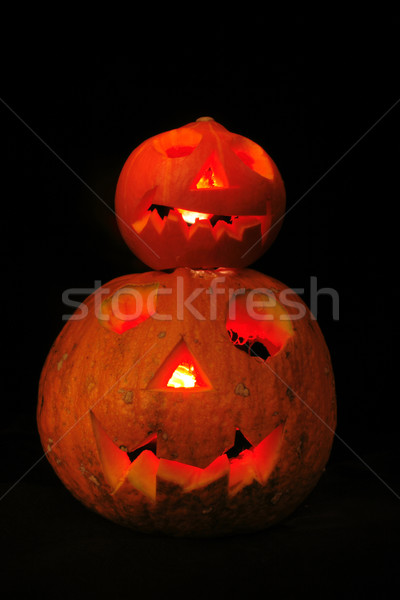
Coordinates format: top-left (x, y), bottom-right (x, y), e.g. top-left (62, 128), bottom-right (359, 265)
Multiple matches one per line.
top-left (115, 118), bottom-right (286, 270)
top-left (38, 268), bottom-right (336, 537)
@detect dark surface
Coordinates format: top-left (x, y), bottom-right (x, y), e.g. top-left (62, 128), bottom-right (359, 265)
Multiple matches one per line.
top-left (1, 17), bottom-right (399, 598)
top-left (0, 447), bottom-right (399, 597)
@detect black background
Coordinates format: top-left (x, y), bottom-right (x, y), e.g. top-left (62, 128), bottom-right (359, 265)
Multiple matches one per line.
top-left (1, 15), bottom-right (399, 598)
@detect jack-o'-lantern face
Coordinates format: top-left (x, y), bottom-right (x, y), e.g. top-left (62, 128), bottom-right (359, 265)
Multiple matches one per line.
top-left (38, 268), bottom-right (336, 537)
top-left (115, 118), bottom-right (286, 269)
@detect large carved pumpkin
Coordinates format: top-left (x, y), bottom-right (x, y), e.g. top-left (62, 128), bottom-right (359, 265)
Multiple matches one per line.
top-left (115, 118), bottom-right (286, 269)
top-left (38, 268), bottom-right (336, 537)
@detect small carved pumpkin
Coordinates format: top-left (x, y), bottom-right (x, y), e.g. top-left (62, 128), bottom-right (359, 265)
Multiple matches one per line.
top-left (38, 268), bottom-right (336, 537)
top-left (115, 118), bottom-right (286, 269)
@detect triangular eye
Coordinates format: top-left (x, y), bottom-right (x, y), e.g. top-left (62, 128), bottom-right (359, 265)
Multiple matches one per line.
top-left (232, 140), bottom-right (274, 180)
top-left (226, 290), bottom-right (294, 358)
top-left (190, 151), bottom-right (229, 190)
top-left (165, 146), bottom-right (195, 158)
top-left (235, 151), bottom-right (255, 169)
top-left (99, 283), bottom-right (159, 334)
top-left (153, 127), bottom-right (202, 158)
top-left (147, 339), bottom-right (212, 390)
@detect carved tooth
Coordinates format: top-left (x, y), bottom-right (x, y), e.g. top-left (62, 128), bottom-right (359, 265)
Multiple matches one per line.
top-left (157, 454), bottom-right (230, 492)
top-left (252, 424), bottom-right (283, 484)
top-left (187, 454), bottom-right (230, 491)
top-left (132, 212), bottom-right (151, 234)
top-left (228, 449), bottom-right (257, 495)
top-left (157, 458), bottom-right (202, 491)
top-left (165, 210), bottom-right (191, 240)
top-left (90, 412), bottom-right (131, 492)
top-left (126, 450), bottom-right (159, 501)
top-left (188, 217), bottom-right (214, 240)
top-left (228, 424), bottom-right (283, 495)
top-left (149, 208), bottom-right (166, 234)
top-left (213, 219), bottom-right (232, 241)
top-left (232, 217), bottom-right (260, 241)
top-left (181, 219), bottom-right (215, 247)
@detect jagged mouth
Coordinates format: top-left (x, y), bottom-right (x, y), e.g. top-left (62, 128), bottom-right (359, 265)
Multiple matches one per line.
top-left (91, 412), bottom-right (283, 501)
top-left (132, 206), bottom-right (267, 242)
top-left (150, 204), bottom-right (240, 226)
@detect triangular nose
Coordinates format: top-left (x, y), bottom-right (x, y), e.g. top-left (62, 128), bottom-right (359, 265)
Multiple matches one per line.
top-left (190, 151), bottom-right (229, 190)
top-left (147, 339), bottom-right (212, 390)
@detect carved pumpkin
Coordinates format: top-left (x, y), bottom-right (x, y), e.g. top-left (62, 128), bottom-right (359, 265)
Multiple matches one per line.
top-left (115, 118), bottom-right (286, 269)
top-left (38, 268), bottom-right (336, 537)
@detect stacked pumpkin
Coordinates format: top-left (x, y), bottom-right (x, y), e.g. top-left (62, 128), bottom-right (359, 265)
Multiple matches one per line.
top-left (38, 117), bottom-right (336, 537)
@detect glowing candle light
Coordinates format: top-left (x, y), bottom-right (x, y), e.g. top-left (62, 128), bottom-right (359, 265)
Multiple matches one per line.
top-left (167, 363), bottom-right (197, 388)
top-left (177, 209), bottom-right (212, 224)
